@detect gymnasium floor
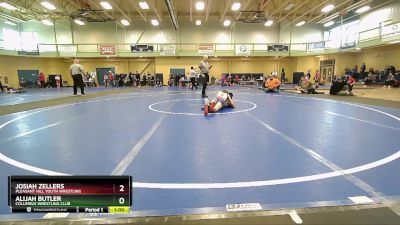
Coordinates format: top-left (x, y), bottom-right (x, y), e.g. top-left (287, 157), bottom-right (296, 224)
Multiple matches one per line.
top-left (0, 87), bottom-right (118, 106)
top-left (0, 86), bottom-right (400, 221)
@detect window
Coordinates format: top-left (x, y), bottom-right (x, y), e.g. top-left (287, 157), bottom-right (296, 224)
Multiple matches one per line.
top-left (2, 28), bottom-right (39, 51)
top-left (3, 28), bottom-right (19, 50)
top-left (20, 31), bottom-right (38, 51)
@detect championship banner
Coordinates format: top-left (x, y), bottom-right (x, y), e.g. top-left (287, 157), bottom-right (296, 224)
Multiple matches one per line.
top-left (18, 50), bottom-right (39, 55)
top-left (130, 45), bottom-right (154, 52)
top-left (267, 44), bottom-right (289, 52)
top-left (307, 42), bottom-right (325, 53)
top-left (198, 44), bottom-right (214, 54)
top-left (235, 44), bottom-right (251, 55)
top-left (160, 45), bottom-right (176, 56)
top-left (381, 22), bottom-right (400, 41)
top-left (100, 45), bottom-right (116, 55)
top-left (340, 41), bottom-right (356, 50)
top-left (58, 45), bottom-right (77, 57)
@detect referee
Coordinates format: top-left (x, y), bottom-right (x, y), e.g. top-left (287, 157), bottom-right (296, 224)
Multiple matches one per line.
top-left (199, 55), bottom-right (212, 98)
top-left (69, 59), bottom-right (85, 96)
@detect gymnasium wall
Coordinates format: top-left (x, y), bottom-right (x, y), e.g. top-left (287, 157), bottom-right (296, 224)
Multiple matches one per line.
top-left (355, 44), bottom-right (400, 71)
top-left (2, 43), bottom-right (400, 87)
top-left (0, 55), bottom-right (69, 87)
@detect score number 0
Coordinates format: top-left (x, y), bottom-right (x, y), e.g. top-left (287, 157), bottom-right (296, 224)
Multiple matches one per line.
top-left (118, 184), bottom-right (126, 205)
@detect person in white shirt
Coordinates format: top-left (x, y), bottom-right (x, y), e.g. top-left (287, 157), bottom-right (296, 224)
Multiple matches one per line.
top-left (69, 59), bottom-right (85, 95)
top-left (189, 66), bottom-right (198, 90)
top-left (55, 75), bottom-right (61, 88)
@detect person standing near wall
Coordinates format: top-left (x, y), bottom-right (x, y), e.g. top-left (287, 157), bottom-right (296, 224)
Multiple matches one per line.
top-left (69, 59), bottom-right (85, 96)
top-left (189, 66), bottom-right (198, 90)
top-left (199, 55), bottom-right (212, 98)
top-left (0, 75), bottom-right (4, 92)
top-left (39, 72), bottom-right (45, 88)
top-left (55, 75), bottom-right (61, 88)
top-left (280, 69), bottom-right (286, 85)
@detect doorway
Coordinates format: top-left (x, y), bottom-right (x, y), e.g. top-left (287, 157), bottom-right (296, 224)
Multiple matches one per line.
top-left (17, 70), bottom-right (39, 88)
top-left (320, 60), bottom-right (335, 83)
top-left (96, 68), bottom-right (115, 86)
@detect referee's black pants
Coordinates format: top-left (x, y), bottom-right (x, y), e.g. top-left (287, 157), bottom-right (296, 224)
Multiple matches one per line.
top-left (72, 74), bottom-right (85, 95)
top-left (201, 73), bottom-right (209, 97)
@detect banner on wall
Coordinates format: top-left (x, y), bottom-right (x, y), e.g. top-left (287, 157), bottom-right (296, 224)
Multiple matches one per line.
top-left (58, 45), bottom-right (77, 57)
top-left (100, 45), bottom-right (116, 55)
top-left (18, 50), bottom-right (39, 55)
top-left (235, 44), bottom-right (251, 55)
top-left (160, 45), bottom-right (176, 56)
top-left (340, 41), bottom-right (356, 50)
top-left (306, 42), bottom-right (325, 53)
top-left (131, 44), bottom-right (154, 52)
top-left (267, 44), bottom-right (289, 52)
top-left (381, 22), bottom-right (400, 41)
top-left (198, 44), bottom-right (214, 54)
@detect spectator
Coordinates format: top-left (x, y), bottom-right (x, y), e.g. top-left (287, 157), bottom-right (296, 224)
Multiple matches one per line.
top-left (210, 76), bottom-right (216, 85)
top-left (132, 73), bottom-right (137, 87)
top-left (189, 66), bottom-right (198, 90)
top-left (142, 74), bottom-right (147, 86)
top-left (55, 75), bottom-right (61, 88)
top-left (330, 76), bottom-right (346, 95)
top-left (360, 62), bottom-right (366, 73)
top-left (314, 70), bottom-right (321, 88)
top-left (109, 71), bottom-right (115, 87)
top-left (0, 75), bottom-right (4, 92)
top-left (39, 72), bottom-right (45, 88)
top-left (390, 65), bottom-right (396, 75)
top-left (363, 69), bottom-right (375, 87)
top-left (19, 77), bottom-right (26, 87)
top-left (221, 74), bottom-right (226, 86)
top-left (128, 72), bottom-right (134, 87)
top-left (103, 73), bottom-right (109, 87)
top-left (384, 73), bottom-right (396, 88)
top-left (280, 68), bottom-right (286, 85)
top-left (264, 75), bottom-right (281, 93)
top-left (306, 69), bottom-right (311, 80)
top-left (346, 75), bottom-right (355, 95)
top-left (235, 74), bottom-right (239, 85)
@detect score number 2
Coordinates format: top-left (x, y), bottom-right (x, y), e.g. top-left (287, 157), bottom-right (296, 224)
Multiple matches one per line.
top-left (117, 184), bottom-right (127, 205)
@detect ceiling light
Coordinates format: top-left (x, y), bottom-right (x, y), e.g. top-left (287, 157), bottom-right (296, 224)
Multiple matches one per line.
top-left (324, 21), bottom-right (334, 27)
top-left (295, 21), bottom-right (305, 27)
top-left (151, 19), bottom-right (159, 26)
top-left (223, 19), bottom-right (231, 26)
top-left (100, 1), bottom-right (112, 10)
top-left (0, 2), bottom-right (17, 10)
top-left (40, 1), bottom-right (56, 10)
top-left (356, 6), bottom-right (370, 14)
top-left (4, 21), bottom-right (17, 26)
top-left (139, 1), bottom-right (149, 9)
top-left (195, 1), bottom-right (205, 10)
top-left (231, 2), bottom-right (241, 11)
top-left (195, 20), bottom-right (201, 25)
top-left (41, 19), bottom-right (54, 26)
top-left (284, 3), bottom-right (295, 11)
top-left (264, 20), bottom-right (274, 26)
top-left (321, 4), bottom-right (335, 13)
top-left (74, 19), bottom-right (85, 26)
top-left (121, 19), bottom-right (130, 26)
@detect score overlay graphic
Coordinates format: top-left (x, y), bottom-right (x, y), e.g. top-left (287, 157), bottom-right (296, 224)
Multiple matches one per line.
top-left (8, 176), bottom-right (132, 213)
